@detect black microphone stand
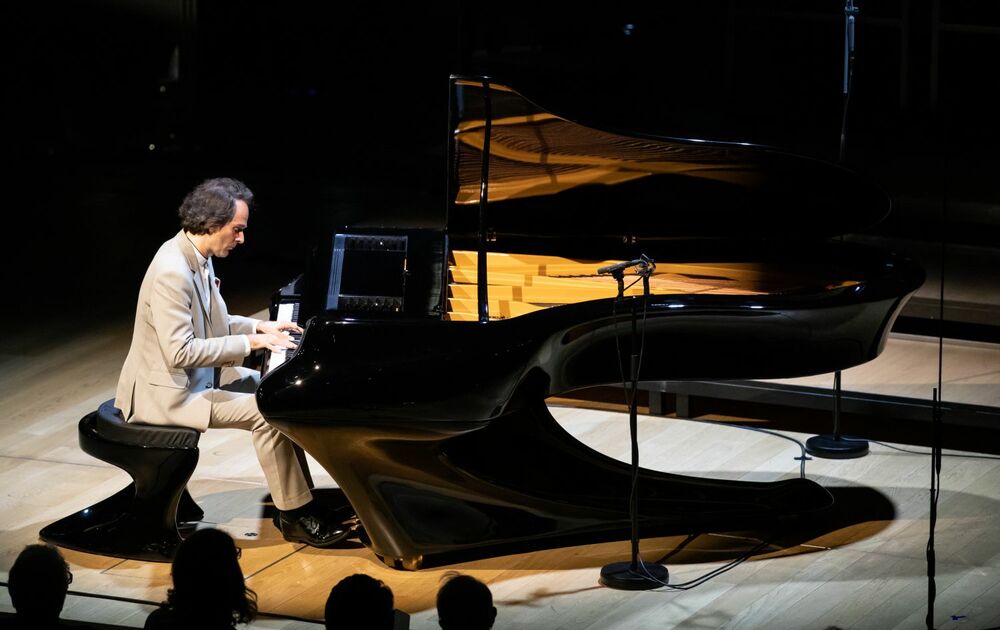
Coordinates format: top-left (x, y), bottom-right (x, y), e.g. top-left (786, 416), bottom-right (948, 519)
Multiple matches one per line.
top-left (600, 262), bottom-right (669, 590)
top-left (805, 0), bottom-right (869, 460)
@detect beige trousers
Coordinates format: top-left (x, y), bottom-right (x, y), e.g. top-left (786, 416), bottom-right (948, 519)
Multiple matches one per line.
top-left (208, 367), bottom-right (313, 511)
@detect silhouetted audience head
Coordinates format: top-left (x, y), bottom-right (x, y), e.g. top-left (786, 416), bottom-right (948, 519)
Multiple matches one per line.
top-left (324, 573), bottom-right (395, 630)
top-left (437, 574), bottom-right (496, 630)
top-left (8, 544), bottom-right (72, 625)
top-left (146, 528), bottom-right (256, 629)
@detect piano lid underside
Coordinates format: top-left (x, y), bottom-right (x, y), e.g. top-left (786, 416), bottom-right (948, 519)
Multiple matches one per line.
top-left (449, 80), bottom-right (891, 241)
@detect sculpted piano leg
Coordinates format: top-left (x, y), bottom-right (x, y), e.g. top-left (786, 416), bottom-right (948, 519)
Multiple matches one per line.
top-left (269, 399), bottom-right (832, 570)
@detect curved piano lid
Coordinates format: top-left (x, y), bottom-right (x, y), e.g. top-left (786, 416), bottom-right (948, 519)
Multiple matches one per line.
top-left (448, 77), bottom-right (890, 241)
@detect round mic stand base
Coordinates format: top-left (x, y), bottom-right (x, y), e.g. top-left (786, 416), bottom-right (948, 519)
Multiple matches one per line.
top-left (805, 434), bottom-right (869, 459)
top-left (600, 561), bottom-right (669, 591)
top-left (806, 371), bottom-right (869, 459)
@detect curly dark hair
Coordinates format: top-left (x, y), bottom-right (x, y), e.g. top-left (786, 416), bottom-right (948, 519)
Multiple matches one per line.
top-left (178, 177), bottom-right (254, 235)
top-left (166, 528), bottom-right (257, 627)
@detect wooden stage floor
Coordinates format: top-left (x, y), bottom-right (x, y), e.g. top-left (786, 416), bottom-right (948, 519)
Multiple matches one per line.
top-left (2, 315), bottom-right (999, 629)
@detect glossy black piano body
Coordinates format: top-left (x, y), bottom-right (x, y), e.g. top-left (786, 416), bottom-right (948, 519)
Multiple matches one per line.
top-left (257, 78), bottom-right (923, 570)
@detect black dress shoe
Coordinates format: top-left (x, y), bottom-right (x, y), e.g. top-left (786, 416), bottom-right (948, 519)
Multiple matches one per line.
top-left (274, 511), bottom-right (357, 548)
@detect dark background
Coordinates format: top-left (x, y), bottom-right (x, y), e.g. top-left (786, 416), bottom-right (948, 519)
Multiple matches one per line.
top-left (4, 0), bottom-right (998, 329)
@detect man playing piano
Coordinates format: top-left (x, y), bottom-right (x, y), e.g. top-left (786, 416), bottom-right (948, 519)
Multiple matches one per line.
top-left (114, 177), bottom-right (351, 548)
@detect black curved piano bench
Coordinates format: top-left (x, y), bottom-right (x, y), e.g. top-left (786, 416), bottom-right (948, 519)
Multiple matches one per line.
top-left (39, 399), bottom-right (204, 562)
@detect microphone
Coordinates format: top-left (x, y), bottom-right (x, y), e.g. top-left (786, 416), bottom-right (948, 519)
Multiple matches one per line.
top-left (597, 255), bottom-right (655, 276)
top-left (848, 14), bottom-right (856, 53)
top-left (843, 0), bottom-right (859, 95)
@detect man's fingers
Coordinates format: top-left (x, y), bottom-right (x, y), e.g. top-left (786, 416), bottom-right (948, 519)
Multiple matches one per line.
top-left (269, 334), bottom-right (297, 351)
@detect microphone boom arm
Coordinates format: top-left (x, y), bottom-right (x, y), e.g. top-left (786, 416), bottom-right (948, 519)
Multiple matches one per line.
top-left (598, 254), bottom-right (656, 277)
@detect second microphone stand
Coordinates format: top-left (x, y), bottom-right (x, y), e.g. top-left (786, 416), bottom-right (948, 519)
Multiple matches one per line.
top-left (600, 262), bottom-right (669, 590)
top-left (805, 0), bottom-right (869, 460)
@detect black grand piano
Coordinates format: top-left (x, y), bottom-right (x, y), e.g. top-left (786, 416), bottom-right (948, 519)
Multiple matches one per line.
top-left (257, 77), bottom-right (924, 570)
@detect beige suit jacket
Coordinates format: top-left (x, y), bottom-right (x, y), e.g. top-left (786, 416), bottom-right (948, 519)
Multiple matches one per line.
top-left (115, 230), bottom-right (257, 430)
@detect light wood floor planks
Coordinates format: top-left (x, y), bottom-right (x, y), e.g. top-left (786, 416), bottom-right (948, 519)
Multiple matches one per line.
top-left (2, 317), bottom-right (999, 629)
top-left (764, 333), bottom-right (1000, 408)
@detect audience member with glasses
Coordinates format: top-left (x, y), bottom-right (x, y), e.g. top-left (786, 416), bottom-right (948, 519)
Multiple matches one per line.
top-left (144, 528), bottom-right (256, 629)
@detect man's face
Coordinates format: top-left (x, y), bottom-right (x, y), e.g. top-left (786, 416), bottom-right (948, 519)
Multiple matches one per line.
top-left (208, 200), bottom-right (249, 258)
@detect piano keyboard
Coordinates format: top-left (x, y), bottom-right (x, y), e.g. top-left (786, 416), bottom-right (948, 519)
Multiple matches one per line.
top-left (262, 301), bottom-right (301, 376)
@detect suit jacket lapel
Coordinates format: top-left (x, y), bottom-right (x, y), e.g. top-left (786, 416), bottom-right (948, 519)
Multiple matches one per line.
top-left (174, 231), bottom-right (213, 327)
